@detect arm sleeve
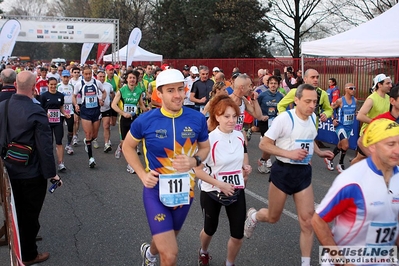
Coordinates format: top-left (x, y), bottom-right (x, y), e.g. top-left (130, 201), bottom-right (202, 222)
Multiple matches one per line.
top-left (277, 89), bottom-right (296, 113)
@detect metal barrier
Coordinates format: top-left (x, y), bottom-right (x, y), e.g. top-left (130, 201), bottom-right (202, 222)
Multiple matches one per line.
top-left (0, 159), bottom-right (24, 266)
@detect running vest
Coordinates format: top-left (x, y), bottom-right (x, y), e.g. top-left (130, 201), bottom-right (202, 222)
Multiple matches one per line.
top-left (360, 92), bottom-right (390, 135)
top-left (234, 99), bottom-right (246, 131)
top-left (119, 85), bottom-right (142, 115)
top-left (80, 80), bottom-right (99, 109)
top-left (337, 96), bottom-right (356, 127)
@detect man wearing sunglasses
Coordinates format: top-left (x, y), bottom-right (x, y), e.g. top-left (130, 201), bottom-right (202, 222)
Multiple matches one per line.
top-left (324, 83), bottom-right (357, 173)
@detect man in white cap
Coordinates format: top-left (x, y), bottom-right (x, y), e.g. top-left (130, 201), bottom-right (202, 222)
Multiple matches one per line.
top-left (351, 73), bottom-right (392, 165)
top-left (312, 118), bottom-right (399, 265)
top-left (122, 69), bottom-right (210, 266)
top-left (211, 66), bottom-right (221, 82)
top-left (183, 66), bottom-right (199, 109)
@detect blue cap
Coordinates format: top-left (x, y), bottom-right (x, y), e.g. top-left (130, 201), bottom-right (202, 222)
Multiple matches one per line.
top-left (62, 70), bottom-right (71, 77)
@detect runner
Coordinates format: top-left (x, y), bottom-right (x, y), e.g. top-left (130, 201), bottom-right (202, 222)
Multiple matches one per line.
top-left (72, 66), bottom-right (107, 168)
top-left (256, 75), bottom-right (284, 173)
top-left (122, 69), bottom-right (209, 266)
top-left (111, 70), bottom-right (149, 173)
top-left (324, 83), bottom-right (357, 173)
top-left (244, 84), bottom-right (334, 266)
top-left (40, 77), bottom-right (71, 171)
top-left (69, 66), bottom-right (82, 146)
top-left (195, 94), bottom-right (252, 266)
top-left (57, 70), bottom-right (75, 156)
top-left (97, 70), bottom-right (114, 153)
top-left (351, 73), bottom-right (392, 165)
top-left (312, 119), bottom-right (399, 265)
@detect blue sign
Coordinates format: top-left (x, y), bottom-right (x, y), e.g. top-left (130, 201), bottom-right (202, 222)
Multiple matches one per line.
top-left (316, 117), bottom-right (359, 150)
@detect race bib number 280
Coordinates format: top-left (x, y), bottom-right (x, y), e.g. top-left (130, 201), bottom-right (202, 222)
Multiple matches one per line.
top-left (159, 173), bottom-right (190, 207)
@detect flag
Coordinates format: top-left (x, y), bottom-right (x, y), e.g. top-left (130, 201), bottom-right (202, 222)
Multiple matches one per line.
top-left (0, 19), bottom-right (21, 61)
top-left (80, 43), bottom-right (94, 65)
top-left (96, 43), bottom-right (110, 64)
top-left (126, 28), bottom-right (142, 67)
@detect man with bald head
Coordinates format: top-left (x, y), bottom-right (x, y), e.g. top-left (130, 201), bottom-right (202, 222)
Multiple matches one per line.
top-left (0, 71), bottom-right (61, 265)
top-left (324, 82), bottom-right (357, 173)
top-left (277, 68), bottom-right (333, 128)
top-left (0, 69), bottom-right (17, 102)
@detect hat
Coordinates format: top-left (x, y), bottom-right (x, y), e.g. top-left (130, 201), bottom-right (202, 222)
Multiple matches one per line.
top-left (190, 66), bottom-right (199, 75)
top-left (363, 119), bottom-right (399, 147)
top-left (61, 70), bottom-right (70, 77)
top-left (70, 61), bottom-right (75, 65)
top-left (232, 72), bottom-right (240, 79)
top-left (156, 69), bottom-right (185, 89)
top-left (213, 67), bottom-right (220, 72)
top-left (161, 63), bottom-right (170, 71)
top-left (114, 64), bottom-right (120, 69)
top-left (105, 64), bottom-right (114, 71)
top-left (183, 64), bottom-right (190, 71)
top-left (372, 74), bottom-right (390, 89)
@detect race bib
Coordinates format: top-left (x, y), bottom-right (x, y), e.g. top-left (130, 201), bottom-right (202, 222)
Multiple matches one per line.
top-left (40, 86), bottom-right (48, 95)
top-left (234, 114), bottom-right (244, 131)
top-left (268, 117), bottom-right (275, 128)
top-left (290, 139), bottom-right (314, 164)
top-left (159, 173), bottom-right (190, 207)
top-left (366, 221), bottom-right (398, 246)
top-left (48, 109), bottom-right (61, 123)
top-left (217, 169), bottom-right (245, 189)
top-left (85, 92), bottom-right (98, 108)
top-left (63, 103), bottom-right (72, 115)
top-left (124, 104), bottom-right (137, 114)
top-left (343, 113), bottom-right (355, 126)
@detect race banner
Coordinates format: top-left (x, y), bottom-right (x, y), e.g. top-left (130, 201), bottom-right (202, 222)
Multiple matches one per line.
top-left (96, 43), bottom-right (110, 64)
top-left (80, 42), bottom-right (94, 64)
top-left (126, 27), bottom-right (142, 67)
top-left (0, 19), bottom-right (21, 61)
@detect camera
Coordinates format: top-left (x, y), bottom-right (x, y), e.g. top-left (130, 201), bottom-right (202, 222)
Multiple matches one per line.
top-left (49, 178), bottom-right (61, 193)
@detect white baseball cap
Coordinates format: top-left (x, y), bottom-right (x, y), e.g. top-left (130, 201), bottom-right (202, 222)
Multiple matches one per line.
top-left (372, 74), bottom-right (390, 89)
top-left (212, 67), bottom-right (220, 72)
top-left (190, 66), bottom-right (199, 75)
top-left (156, 69), bottom-right (185, 89)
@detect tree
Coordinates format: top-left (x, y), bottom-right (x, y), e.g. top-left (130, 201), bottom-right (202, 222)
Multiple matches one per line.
top-left (265, 0), bottom-right (334, 58)
top-left (148, 0), bottom-right (272, 58)
top-left (326, 0), bottom-right (398, 29)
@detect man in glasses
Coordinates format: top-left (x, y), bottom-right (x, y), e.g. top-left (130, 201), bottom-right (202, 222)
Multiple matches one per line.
top-left (324, 83), bottom-right (357, 173)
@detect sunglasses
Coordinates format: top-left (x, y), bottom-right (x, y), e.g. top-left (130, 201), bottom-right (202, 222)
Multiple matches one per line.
top-left (347, 86), bottom-right (356, 90)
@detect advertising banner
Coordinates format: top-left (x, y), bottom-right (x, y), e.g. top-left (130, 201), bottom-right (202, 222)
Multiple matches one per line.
top-left (96, 43), bottom-right (110, 64)
top-left (126, 28), bottom-right (142, 67)
top-left (80, 43), bottom-right (94, 64)
top-left (0, 19), bottom-right (21, 61)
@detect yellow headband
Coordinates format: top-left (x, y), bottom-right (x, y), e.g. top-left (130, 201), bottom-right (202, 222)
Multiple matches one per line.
top-left (363, 118), bottom-right (399, 147)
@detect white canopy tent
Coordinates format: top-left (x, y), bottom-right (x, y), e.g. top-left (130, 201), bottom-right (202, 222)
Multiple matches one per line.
top-left (103, 45), bottom-right (163, 62)
top-left (301, 3), bottom-right (399, 58)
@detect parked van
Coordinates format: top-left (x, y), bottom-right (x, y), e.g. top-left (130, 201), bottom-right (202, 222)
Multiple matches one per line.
top-left (51, 58), bottom-right (66, 66)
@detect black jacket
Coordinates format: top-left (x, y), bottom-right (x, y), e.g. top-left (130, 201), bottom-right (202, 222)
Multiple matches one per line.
top-left (0, 94), bottom-right (56, 179)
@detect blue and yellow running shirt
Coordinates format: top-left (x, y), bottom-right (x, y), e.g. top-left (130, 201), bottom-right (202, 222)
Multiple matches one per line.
top-left (130, 106), bottom-right (208, 194)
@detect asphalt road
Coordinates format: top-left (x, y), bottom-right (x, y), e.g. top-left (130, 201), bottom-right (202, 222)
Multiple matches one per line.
top-left (0, 125), bottom-right (354, 266)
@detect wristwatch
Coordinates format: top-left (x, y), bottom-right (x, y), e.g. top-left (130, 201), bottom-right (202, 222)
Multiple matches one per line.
top-left (194, 155), bottom-right (202, 167)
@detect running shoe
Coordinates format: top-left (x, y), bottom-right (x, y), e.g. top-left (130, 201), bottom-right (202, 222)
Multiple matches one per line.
top-left (92, 138), bottom-right (99, 149)
top-left (247, 128), bottom-right (252, 141)
top-left (136, 146), bottom-right (141, 155)
top-left (58, 162), bottom-right (66, 172)
top-left (324, 158), bottom-right (334, 171)
top-left (266, 159), bottom-right (272, 168)
top-left (104, 143), bottom-right (112, 153)
top-left (65, 145), bottom-right (74, 155)
top-left (257, 158), bottom-right (270, 174)
top-left (72, 135), bottom-right (78, 146)
top-left (140, 243), bottom-right (156, 266)
top-left (115, 144), bottom-right (122, 159)
top-left (83, 138), bottom-right (88, 153)
top-left (127, 164), bottom-right (135, 174)
top-left (336, 164), bottom-right (345, 173)
top-left (198, 249), bottom-right (211, 266)
top-left (244, 208), bottom-right (258, 239)
top-left (89, 157), bottom-right (96, 168)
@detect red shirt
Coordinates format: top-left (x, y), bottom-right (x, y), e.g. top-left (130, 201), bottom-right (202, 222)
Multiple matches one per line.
top-left (35, 77), bottom-right (48, 95)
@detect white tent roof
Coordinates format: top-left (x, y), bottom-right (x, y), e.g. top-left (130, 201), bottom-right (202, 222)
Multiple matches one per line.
top-left (103, 45), bottom-right (163, 62)
top-left (301, 4), bottom-right (399, 57)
